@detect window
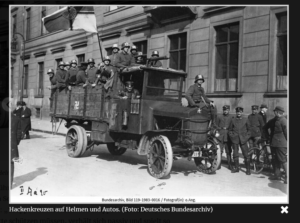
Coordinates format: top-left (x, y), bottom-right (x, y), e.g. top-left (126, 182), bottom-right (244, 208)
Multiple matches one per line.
top-left (105, 47), bottom-right (113, 56)
top-left (38, 62), bottom-right (44, 95)
top-left (12, 15), bottom-right (17, 36)
top-left (41, 6), bottom-right (47, 35)
top-left (55, 58), bottom-right (62, 70)
top-left (77, 54), bottom-right (85, 64)
top-left (23, 65), bottom-right (29, 96)
top-left (133, 40), bottom-right (148, 54)
top-left (276, 12), bottom-right (287, 90)
top-left (26, 8), bottom-right (31, 40)
top-left (169, 33), bottom-right (187, 71)
top-left (215, 23), bottom-right (239, 92)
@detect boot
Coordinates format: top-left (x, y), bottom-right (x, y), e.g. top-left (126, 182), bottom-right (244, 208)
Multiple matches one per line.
top-left (246, 159), bottom-right (251, 175)
top-left (231, 159), bottom-right (239, 173)
top-left (227, 154), bottom-right (232, 170)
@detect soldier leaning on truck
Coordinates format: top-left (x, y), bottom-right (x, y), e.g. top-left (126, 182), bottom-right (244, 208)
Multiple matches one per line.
top-left (46, 69), bottom-right (57, 109)
top-left (263, 106), bottom-right (287, 184)
top-left (75, 62), bottom-right (88, 86)
top-left (109, 44), bottom-right (121, 68)
top-left (65, 59), bottom-right (79, 90)
top-left (55, 61), bottom-right (67, 89)
top-left (149, 51), bottom-right (163, 68)
top-left (248, 105), bottom-right (265, 148)
top-left (85, 58), bottom-right (99, 86)
top-left (117, 42), bottom-right (138, 71)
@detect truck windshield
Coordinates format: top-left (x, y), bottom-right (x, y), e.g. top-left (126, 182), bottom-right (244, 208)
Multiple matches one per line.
top-left (145, 70), bottom-right (182, 100)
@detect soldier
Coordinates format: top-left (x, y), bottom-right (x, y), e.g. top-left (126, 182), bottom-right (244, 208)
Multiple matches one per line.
top-left (95, 56), bottom-right (116, 88)
top-left (118, 81), bottom-right (140, 99)
top-left (136, 51), bottom-right (146, 65)
top-left (130, 45), bottom-right (138, 57)
top-left (263, 106), bottom-right (287, 184)
top-left (12, 101), bottom-right (23, 118)
top-left (149, 51), bottom-right (163, 68)
top-left (56, 61), bottom-right (67, 89)
top-left (64, 61), bottom-right (71, 71)
top-left (85, 58), bottom-right (99, 86)
top-left (109, 44), bottom-right (121, 67)
top-left (216, 105), bottom-right (233, 170)
top-left (76, 62), bottom-right (88, 86)
top-left (185, 74), bottom-right (217, 124)
top-left (20, 101), bottom-right (31, 139)
top-left (65, 59), bottom-right (79, 90)
top-left (259, 104), bottom-right (268, 125)
top-left (46, 68), bottom-right (57, 109)
top-left (228, 107), bottom-right (252, 175)
top-left (248, 105), bottom-right (265, 149)
top-left (117, 42), bottom-right (137, 71)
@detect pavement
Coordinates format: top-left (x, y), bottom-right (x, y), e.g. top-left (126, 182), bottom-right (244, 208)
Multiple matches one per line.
top-left (31, 117), bottom-right (68, 136)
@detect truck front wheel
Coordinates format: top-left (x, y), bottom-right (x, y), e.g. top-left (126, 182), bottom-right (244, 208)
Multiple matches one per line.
top-left (65, 125), bottom-right (87, 158)
top-left (147, 135), bottom-right (173, 179)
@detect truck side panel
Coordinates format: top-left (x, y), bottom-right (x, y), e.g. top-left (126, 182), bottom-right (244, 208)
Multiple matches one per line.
top-left (69, 87), bottom-right (85, 117)
top-left (56, 88), bottom-right (69, 116)
top-left (85, 85), bottom-right (103, 118)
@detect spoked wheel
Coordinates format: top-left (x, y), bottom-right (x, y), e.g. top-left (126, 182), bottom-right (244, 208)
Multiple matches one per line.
top-left (65, 125), bottom-right (87, 157)
top-left (107, 143), bottom-right (127, 155)
top-left (194, 138), bottom-right (221, 174)
top-left (248, 147), bottom-right (264, 174)
top-left (147, 135), bottom-right (173, 179)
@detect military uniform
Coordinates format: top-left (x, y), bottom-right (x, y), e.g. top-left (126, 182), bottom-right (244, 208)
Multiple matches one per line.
top-left (117, 51), bottom-right (136, 68)
top-left (119, 88), bottom-right (140, 99)
top-left (149, 60), bottom-right (162, 67)
top-left (87, 66), bottom-right (99, 83)
top-left (258, 104), bottom-right (268, 125)
top-left (248, 105), bottom-right (265, 148)
top-left (263, 106), bottom-right (287, 183)
top-left (109, 53), bottom-right (121, 67)
top-left (228, 107), bottom-right (252, 174)
top-left (55, 68), bottom-right (67, 89)
top-left (66, 67), bottom-right (79, 84)
top-left (216, 105), bottom-right (233, 169)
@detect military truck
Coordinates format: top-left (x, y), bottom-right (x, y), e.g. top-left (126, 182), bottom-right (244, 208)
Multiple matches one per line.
top-left (50, 59), bottom-right (221, 179)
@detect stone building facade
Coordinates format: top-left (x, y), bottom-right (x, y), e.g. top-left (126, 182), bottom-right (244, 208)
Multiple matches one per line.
top-left (10, 5), bottom-right (288, 120)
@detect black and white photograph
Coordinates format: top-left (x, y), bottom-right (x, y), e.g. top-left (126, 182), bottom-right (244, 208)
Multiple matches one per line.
top-left (9, 5), bottom-right (288, 204)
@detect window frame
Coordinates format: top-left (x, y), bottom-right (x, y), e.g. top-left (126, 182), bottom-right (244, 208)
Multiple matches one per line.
top-left (76, 54), bottom-right (85, 64)
top-left (133, 40), bottom-right (148, 55)
top-left (23, 64), bottom-right (29, 97)
top-left (26, 8), bottom-right (31, 40)
top-left (168, 32), bottom-right (187, 71)
top-left (208, 17), bottom-right (243, 94)
top-left (37, 62), bottom-right (44, 96)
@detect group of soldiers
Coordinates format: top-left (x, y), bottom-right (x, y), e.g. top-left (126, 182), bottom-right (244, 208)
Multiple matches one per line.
top-left (47, 42), bottom-right (162, 109)
top-left (185, 74), bottom-right (287, 184)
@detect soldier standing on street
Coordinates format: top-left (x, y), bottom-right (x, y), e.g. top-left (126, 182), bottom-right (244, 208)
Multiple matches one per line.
top-left (185, 74), bottom-right (217, 124)
top-left (20, 101), bottom-right (31, 139)
top-left (117, 42), bottom-right (137, 71)
top-left (216, 105), bottom-right (233, 170)
top-left (56, 61), bottom-right (67, 89)
top-left (248, 105), bottom-right (265, 149)
top-left (228, 107), bottom-right (252, 175)
top-left (76, 62), bottom-right (89, 86)
top-left (149, 51), bottom-right (163, 68)
top-left (263, 106), bottom-right (287, 184)
top-left (65, 59), bottom-right (79, 90)
top-left (258, 104), bottom-right (268, 125)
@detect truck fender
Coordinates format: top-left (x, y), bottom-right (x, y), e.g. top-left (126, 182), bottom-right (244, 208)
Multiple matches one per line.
top-left (137, 134), bottom-right (151, 155)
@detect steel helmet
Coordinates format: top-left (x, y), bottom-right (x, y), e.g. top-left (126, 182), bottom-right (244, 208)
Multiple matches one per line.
top-left (65, 61), bottom-right (70, 66)
top-left (47, 68), bottom-right (54, 74)
top-left (112, 44), bottom-right (120, 50)
top-left (58, 61), bottom-right (65, 66)
top-left (70, 59), bottom-right (77, 65)
top-left (121, 42), bottom-right (130, 49)
top-left (87, 58), bottom-right (95, 64)
top-left (130, 45), bottom-right (137, 52)
top-left (194, 74), bottom-right (205, 83)
top-left (103, 56), bottom-right (111, 62)
top-left (137, 51), bottom-right (143, 56)
top-left (152, 50), bottom-right (159, 57)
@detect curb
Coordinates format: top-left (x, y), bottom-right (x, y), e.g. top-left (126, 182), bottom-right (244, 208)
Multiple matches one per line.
top-left (31, 128), bottom-right (66, 137)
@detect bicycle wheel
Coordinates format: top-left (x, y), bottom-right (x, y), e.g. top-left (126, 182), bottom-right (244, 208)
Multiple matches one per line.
top-left (248, 147), bottom-right (264, 174)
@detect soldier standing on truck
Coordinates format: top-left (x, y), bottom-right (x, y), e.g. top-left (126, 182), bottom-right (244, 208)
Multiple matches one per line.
top-left (228, 107), bottom-right (252, 175)
top-left (65, 59), bottom-right (79, 90)
top-left (117, 42), bottom-right (137, 71)
top-left (136, 52), bottom-right (146, 65)
top-left (149, 51), bottom-right (163, 68)
top-left (76, 62), bottom-right (88, 86)
top-left (130, 45), bottom-right (138, 57)
top-left (109, 44), bottom-right (121, 68)
top-left (185, 74), bottom-right (217, 124)
top-left (216, 105), bottom-right (233, 170)
top-left (248, 105), bottom-right (265, 149)
top-left (84, 58), bottom-right (99, 87)
top-left (118, 81), bottom-right (140, 99)
top-left (64, 61), bottom-right (71, 71)
top-left (56, 61), bottom-right (67, 89)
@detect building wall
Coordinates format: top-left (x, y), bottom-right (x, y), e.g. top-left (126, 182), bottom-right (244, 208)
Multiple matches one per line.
top-left (10, 5), bottom-right (288, 120)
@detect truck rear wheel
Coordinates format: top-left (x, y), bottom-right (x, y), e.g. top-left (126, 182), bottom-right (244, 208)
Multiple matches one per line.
top-left (66, 125), bottom-right (87, 157)
top-left (194, 139), bottom-right (221, 174)
top-left (147, 135), bottom-right (173, 179)
top-left (107, 143), bottom-right (127, 155)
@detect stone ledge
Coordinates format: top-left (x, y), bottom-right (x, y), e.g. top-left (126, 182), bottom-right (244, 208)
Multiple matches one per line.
top-left (263, 92), bottom-right (287, 98)
top-left (99, 31), bottom-right (122, 41)
top-left (34, 51), bottom-right (47, 58)
top-left (71, 41), bottom-right (88, 49)
top-left (51, 46), bottom-right (65, 54)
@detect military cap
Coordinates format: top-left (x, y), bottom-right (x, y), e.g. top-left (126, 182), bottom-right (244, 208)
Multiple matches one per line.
top-left (194, 74), bottom-right (205, 83)
top-left (274, 106), bottom-right (285, 113)
top-left (152, 50), bottom-right (159, 57)
top-left (78, 61), bottom-right (88, 67)
top-left (235, 107), bottom-right (243, 112)
top-left (251, 105), bottom-right (259, 110)
top-left (125, 81), bottom-right (134, 87)
top-left (22, 101), bottom-right (26, 106)
top-left (112, 44), bottom-right (120, 50)
top-left (260, 104), bottom-right (268, 109)
top-left (223, 105), bottom-right (230, 110)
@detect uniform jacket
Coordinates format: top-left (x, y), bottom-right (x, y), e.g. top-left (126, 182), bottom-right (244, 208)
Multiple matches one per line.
top-left (66, 67), bottom-right (79, 84)
top-left (55, 68), bottom-right (67, 88)
top-left (87, 66), bottom-right (99, 83)
top-left (258, 111), bottom-right (267, 125)
top-left (76, 69), bottom-right (87, 85)
top-left (228, 116), bottom-right (251, 144)
top-left (109, 53), bottom-right (121, 67)
top-left (50, 75), bottom-right (57, 90)
top-left (149, 60), bottom-right (162, 68)
top-left (263, 116), bottom-right (287, 147)
top-left (248, 113), bottom-right (265, 137)
top-left (117, 51), bottom-right (137, 67)
top-left (119, 89), bottom-right (140, 99)
top-left (216, 114), bottom-right (233, 142)
top-left (21, 106), bottom-right (31, 133)
top-left (11, 114), bottom-right (22, 160)
top-left (185, 84), bottom-right (212, 106)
